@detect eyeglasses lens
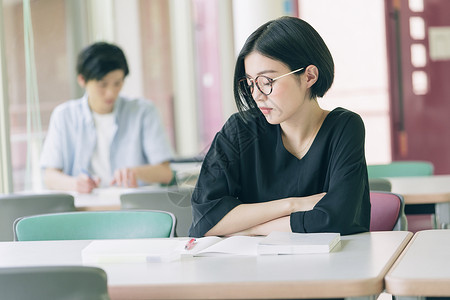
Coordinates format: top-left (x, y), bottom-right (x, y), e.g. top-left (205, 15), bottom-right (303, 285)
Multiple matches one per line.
top-left (256, 76), bottom-right (272, 95)
top-left (239, 76), bottom-right (274, 97)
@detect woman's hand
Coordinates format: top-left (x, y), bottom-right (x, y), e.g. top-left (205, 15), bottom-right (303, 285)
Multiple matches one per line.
top-left (205, 192), bottom-right (327, 237)
top-left (229, 216), bottom-right (292, 236)
top-left (288, 192), bottom-right (326, 212)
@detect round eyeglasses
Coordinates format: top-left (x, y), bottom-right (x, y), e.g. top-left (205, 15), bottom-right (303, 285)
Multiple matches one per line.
top-left (238, 67), bottom-right (304, 97)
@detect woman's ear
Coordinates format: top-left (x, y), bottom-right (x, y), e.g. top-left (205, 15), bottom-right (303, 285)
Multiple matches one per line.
top-left (77, 74), bottom-right (86, 88)
top-left (304, 65), bottom-right (319, 89)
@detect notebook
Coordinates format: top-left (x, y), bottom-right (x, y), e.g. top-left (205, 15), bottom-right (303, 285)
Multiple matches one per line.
top-left (257, 231), bottom-right (341, 255)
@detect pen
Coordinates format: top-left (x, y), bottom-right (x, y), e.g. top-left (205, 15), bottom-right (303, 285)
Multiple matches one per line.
top-left (80, 168), bottom-right (93, 180)
top-left (184, 238), bottom-right (197, 250)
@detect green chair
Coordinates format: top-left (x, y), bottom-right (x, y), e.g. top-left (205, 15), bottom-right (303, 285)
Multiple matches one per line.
top-left (0, 193), bottom-right (76, 241)
top-left (367, 161), bottom-right (433, 178)
top-left (0, 266), bottom-right (109, 300)
top-left (368, 178), bottom-right (392, 192)
top-left (121, 186), bottom-right (193, 237)
top-left (14, 210), bottom-right (176, 241)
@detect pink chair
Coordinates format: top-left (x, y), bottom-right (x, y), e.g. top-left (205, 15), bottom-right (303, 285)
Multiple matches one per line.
top-left (406, 214), bottom-right (435, 233)
top-left (370, 192), bottom-right (407, 231)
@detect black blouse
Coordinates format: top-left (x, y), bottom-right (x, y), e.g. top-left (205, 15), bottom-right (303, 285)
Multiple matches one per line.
top-left (189, 107), bottom-right (370, 237)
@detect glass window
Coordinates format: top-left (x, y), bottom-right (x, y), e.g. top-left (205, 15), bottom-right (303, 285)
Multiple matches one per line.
top-left (3, 0), bottom-right (71, 191)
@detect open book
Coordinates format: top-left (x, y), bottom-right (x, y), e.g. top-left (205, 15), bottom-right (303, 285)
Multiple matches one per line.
top-left (80, 237), bottom-right (259, 264)
top-left (81, 232), bottom-right (340, 264)
top-left (184, 232), bottom-right (340, 256)
top-left (183, 236), bottom-right (264, 257)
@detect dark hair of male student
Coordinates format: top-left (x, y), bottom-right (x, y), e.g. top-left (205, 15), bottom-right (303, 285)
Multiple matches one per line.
top-left (76, 42), bottom-right (129, 82)
top-left (233, 16), bottom-right (335, 116)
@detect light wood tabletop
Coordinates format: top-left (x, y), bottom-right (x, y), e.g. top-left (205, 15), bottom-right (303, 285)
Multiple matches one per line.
top-left (387, 175), bottom-right (450, 228)
top-left (385, 230), bottom-right (450, 299)
top-left (0, 231), bottom-right (412, 300)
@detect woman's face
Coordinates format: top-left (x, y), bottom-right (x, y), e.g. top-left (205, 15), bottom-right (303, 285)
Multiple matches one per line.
top-left (244, 52), bottom-right (309, 125)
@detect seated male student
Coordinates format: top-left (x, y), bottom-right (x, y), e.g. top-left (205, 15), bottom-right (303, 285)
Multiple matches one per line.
top-left (40, 42), bottom-right (174, 193)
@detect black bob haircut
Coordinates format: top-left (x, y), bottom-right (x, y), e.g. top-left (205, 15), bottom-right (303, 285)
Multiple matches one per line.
top-left (76, 42), bottom-right (129, 82)
top-left (233, 16), bottom-right (334, 115)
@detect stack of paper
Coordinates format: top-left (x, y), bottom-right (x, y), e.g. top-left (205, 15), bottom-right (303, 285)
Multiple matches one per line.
top-left (257, 231), bottom-right (341, 255)
top-left (82, 239), bottom-right (185, 264)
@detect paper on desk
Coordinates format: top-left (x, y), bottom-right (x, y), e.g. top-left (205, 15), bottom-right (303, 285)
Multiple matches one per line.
top-left (182, 236), bottom-right (265, 257)
top-left (82, 239), bottom-right (185, 264)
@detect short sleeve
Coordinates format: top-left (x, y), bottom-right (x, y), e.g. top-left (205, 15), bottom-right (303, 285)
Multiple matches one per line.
top-left (141, 104), bottom-right (173, 165)
top-left (40, 107), bottom-right (66, 170)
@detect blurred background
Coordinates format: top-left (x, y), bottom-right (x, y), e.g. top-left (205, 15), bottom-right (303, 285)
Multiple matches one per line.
top-left (0, 0), bottom-right (449, 192)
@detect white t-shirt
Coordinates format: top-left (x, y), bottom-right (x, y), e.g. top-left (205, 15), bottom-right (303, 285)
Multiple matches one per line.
top-left (91, 112), bottom-right (115, 186)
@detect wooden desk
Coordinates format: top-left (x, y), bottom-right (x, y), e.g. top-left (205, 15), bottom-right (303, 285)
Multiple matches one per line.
top-left (385, 230), bottom-right (450, 299)
top-left (387, 175), bottom-right (450, 228)
top-left (0, 231), bottom-right (412, 300)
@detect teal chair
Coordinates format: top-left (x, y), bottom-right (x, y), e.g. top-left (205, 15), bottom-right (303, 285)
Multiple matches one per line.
top-left (0, 266), bottom-right (109, 300)
top-left (368, 178), bottom-right (392, 192)
top-left (367, 161), bottom-right (433, 178)
top-left (14, 210), bottom-right (176, 241)
top-left (121, 186), bottom-right (194, 237)
top-left (0, 193), bottom-right (76, 241)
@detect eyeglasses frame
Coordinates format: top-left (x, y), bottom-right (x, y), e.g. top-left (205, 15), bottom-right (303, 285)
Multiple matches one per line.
top-left (239, 67), bottom-right (305, 97)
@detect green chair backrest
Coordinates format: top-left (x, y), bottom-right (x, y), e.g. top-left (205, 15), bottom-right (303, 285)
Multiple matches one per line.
top-left (0, 266), bottom-right (109, 300)
top-left (14, 210), bottom-right (175, 241)
top-left (0, 193), bottom-right (76, 241)
top-left (367, 161), bottom-right (434, 178)
top-left (121, 186), bottom-right (193, 237)
top-left (368, 178), bottom-right (392, 192)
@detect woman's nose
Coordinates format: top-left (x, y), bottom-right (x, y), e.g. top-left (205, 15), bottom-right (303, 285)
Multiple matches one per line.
top-left (252, 88), bottom-right (266, 102)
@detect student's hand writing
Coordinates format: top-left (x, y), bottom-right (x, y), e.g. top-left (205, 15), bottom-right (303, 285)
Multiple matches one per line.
top-left (76, 173), bottom-right (100, 194)
top-left (110, 168), bottom-right (138, 188)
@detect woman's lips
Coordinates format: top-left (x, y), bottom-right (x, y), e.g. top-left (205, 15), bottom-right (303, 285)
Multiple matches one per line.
top-left (259, 107), bottom-right (273, 114)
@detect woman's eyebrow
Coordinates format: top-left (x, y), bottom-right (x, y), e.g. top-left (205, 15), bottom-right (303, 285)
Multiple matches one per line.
top-left (245, 70), bottom-right (278, 77)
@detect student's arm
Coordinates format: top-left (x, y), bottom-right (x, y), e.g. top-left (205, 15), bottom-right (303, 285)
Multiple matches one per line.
top-left (230, 216), bottom-right (291, 236)
top-left (205, 193), bottom-right (325, 236)
top-left (110, 161), bottom-right (173, 187)
top-left (44, 168), bottom-right (99, 194)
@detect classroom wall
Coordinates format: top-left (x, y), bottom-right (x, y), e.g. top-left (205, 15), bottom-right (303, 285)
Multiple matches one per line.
top-left (300, 0), bottom-right (391, 164)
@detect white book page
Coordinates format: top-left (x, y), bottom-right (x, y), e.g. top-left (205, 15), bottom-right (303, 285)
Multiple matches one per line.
top-left (181, 236), bottom-right (224, 257)
top-left (195, 236), bottom-right (264, 256)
